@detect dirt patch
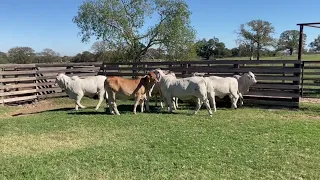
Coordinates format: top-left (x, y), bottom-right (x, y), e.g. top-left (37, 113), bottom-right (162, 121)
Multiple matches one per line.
top-left (7, 99), bottom-right (74, 117)
top-left (300, 98), bottom-right (320, 104)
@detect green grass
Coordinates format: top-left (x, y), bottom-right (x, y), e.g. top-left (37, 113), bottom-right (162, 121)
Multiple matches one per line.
top-left (1, 98), bottom-right (320, 179)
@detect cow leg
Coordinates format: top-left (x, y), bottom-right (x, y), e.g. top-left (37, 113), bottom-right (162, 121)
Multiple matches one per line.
top-left (105, 91), bottom-right (109, 108)
top-left (145, 94), bottom-right (150, 112)
top-left (95, 91), bottom-right (105, 110)
top-left (109, 91), bottom-right (120, 115)
top-left (238, 93), bottom-right (244, 106)
top-left (155, 94), bottom-right (158, 107)
top-left (194, 98), bottom-right (202, 115)
top-left (145, 98), bottom-right (150, 112)
top-left (107, 98), bottom-right (115, 115)
top-left (175, 97), bottom-right (179, 108)
top-left (165, 95), bottom-right (174, 113)
top-left (75, 93), bottom-right (86, 110)
top-left (208, 92), bottom-right (216, 113)
top-left (203, 98), bottom-right (213, 117)
top-left (140, 99), bottom-right (145, 113)
top-left (113, 102), bottom-right (120, 115)
top-left (133, 99), bottom-right (140, 114)
top-left (172, 98), bottom-right (177, 111)
top-left (229, 93), bottom-right (239, 109)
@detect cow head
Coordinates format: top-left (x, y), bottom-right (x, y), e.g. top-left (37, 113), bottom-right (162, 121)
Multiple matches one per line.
top-left (142, 71), bottom-right (159, 97)
top-left (152, 69), bottom-right (165, 82)
top-left (245, 71), bottom-right (257, 85)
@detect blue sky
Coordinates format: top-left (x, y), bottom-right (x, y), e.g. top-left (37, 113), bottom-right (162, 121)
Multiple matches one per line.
top-left (0, 0), bottom-right (319, 56)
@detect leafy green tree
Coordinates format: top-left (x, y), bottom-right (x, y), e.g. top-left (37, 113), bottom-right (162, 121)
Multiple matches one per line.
top-left (309, 35), bottom-right (320, 52)
top-left (40, 48), bottom-right (61, 63)
top-left (236, 19), bottom-right (275, 60)
top-left (71, 51), bottom-right (95, 62)
top-left (62, 56), bottom-right (73, 62)
top-left (0, 51), bottom-right (9, 64)
top-left (195, 38), bottom-right (218, 59)
top-left (231, 48), bottom-right (240, 57)
top-left (7, 46), bottom-right (35, 64)
top-left (73, 0), bottom-right (196, 62)
top-left (213, 41), bottom-right (226, 58)
top-left (195, 38), bottom-right (231, 59)
top-left (277, 30), bottom-right (306, 55)
top-left (81, 51), bottom-right (95, 62)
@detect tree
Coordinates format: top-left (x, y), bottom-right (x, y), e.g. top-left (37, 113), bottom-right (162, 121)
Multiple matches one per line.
top-left (236, 19), bottom-right (275, 60)
top-left (195, 38), bottom-right (231, 59)
top-left (277, 30), bottom-right (306, 55)
top-left (0, 51), bottom-right (8, 64)
top-left (40, 48), bottom-right (60, 63)
top-left (71, 51), bottom-right (95, 62)
top-left (213, 41), bottom-right (226, 58)
top-left (231, 48), bottom-right (240, 57)
top-left (309, 35), bottom-right (320, 52)
top-left (81, 51), bottom-right (95, 62)
top-left (7, 47), bottom-right (35, 64)
top-left (91, 41), bottom-right (108, 54)
top-left (73, 0), bottom-right (196, 62)
top-left (195, 38), bottom-right (219, 59)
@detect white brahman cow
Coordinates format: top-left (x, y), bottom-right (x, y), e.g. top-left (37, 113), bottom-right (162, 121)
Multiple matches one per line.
top-left (55, 73), bottom-right (107, 110)
top-left (233, 71), bottom-right (257, 106)
top-left (153, 69), bottom-right (213, 117)
top-left (150, 70), bottom-right (178, 110)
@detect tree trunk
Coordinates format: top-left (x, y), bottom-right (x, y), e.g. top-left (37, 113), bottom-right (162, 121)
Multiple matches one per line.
top-left (289, 48), bottom-right (293, 55)
top-left (250, 41), bottom-right (254, 60)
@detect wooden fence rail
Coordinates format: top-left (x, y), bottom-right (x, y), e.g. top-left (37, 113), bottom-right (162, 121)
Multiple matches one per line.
top-left (0, 60), bottom-right (302, 108)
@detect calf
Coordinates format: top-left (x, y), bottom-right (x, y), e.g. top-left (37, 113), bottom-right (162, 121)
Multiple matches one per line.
top-left (104, 72), bottom-right (158, 115)
top-left (153, 69), bottom-right (213, 117)
top-left (55, 73), bottom-right (108, 110)
top-left (150, 70), bottom-right (178, 110)
top-left (233, 71), bottom-right (257, 106)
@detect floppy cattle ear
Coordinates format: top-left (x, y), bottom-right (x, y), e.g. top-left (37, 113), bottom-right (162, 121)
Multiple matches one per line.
top-left (154, 71), bottom-right (161, 81)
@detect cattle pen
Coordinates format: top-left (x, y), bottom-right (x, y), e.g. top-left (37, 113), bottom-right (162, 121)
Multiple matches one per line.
top-left (0, 60), bottom-right (302, 108)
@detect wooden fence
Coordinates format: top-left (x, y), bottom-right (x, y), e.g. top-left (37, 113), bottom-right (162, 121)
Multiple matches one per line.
top-left (301, 61), bottom-right (320, 97)
top-left (0, 60), bottom-right (301, 108)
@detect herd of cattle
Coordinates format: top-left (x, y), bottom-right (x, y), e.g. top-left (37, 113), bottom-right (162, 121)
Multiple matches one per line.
top-left (55, 69), bottom-right (257, 117)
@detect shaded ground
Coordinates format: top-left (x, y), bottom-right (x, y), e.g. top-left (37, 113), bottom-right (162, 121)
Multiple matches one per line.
top-left (1, 97), bottom-right (320, 118)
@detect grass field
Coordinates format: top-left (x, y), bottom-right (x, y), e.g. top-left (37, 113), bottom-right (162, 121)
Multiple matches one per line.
top-left (1, 98), bottom-right (320, 179)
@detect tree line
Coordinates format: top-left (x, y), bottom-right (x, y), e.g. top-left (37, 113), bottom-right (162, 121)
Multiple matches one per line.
top-left (1, 0), bottom-right (320, 64)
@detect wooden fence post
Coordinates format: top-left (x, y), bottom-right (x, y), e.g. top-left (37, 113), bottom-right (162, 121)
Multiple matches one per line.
top-left (132, 64), bottom-right (137, 79)
top-left (293, 61), bottom-right (301, 107)
top-left (233, 63), bottom-right (240, 75)
top-left (181, 63), bottom-right (188, 77)
top-left (300, 62), bottom-right (304, 97)
top-left (0, 68), bottom-right (4, 106)
top-left (282, 63), bottom-right (286, 84)
top-left (66, 66), bottom-right (72, 75)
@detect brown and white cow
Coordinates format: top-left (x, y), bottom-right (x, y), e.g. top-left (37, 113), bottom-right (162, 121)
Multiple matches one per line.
top-left (104, 71), bottom-right (158, 115)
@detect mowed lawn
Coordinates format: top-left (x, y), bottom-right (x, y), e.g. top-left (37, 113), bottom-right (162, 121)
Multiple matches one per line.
top-left (0, 98), bottom-right (320, 179)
